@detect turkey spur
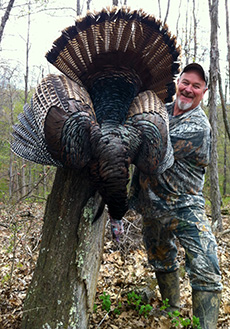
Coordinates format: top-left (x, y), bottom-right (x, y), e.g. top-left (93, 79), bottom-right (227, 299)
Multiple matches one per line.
top-left (11, 7), bottom-right (180, 221)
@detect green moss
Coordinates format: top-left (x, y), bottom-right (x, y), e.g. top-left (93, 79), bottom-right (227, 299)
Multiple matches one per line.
top-left (68, 301), bottom-right (79, 329)
top-left (82, 206), bottom-right (93, 222)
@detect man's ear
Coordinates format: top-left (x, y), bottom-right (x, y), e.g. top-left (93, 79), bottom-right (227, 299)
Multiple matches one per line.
top-left (203, 86), bottom-right (208, 96)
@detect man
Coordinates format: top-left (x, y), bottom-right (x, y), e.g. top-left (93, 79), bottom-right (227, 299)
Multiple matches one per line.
top-left (129, 63), bottom-right (222, 329)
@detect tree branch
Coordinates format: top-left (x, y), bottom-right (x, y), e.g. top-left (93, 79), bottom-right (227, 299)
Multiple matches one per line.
top-left (0, 0), bottom-right (16, 45)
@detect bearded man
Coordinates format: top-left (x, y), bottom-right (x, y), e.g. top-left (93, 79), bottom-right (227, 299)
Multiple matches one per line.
top-left (129, 63), bottom-right (222, 329)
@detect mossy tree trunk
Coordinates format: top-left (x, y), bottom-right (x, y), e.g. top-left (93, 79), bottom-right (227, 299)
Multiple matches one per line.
top-left (22, 168), bottom-right (107, 329)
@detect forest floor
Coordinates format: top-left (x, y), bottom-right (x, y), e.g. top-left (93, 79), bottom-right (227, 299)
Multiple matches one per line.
top-left (0, 202), bottom-right (230, 329)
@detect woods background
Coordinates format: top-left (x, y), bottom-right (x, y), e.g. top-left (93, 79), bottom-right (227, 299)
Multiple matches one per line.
top-left (0, 0), bottom-right (230, 224)
top-left (0, 0), bottom-right (230, 328)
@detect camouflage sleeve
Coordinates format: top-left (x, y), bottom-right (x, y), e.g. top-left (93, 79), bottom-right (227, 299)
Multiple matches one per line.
top-left (170, 115), bottom-right (211, 167)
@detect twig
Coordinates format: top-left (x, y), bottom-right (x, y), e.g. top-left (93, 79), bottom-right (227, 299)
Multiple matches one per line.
top-left (123, 216), bottom-right (142, 231)
top-left (0, 223), bottom-right (9, 228)
top-left (10, 167), bottom-right (54, 204)
top-left (97, 311), bottom-right (110, 328)
top-left (218, 229), bottom-right (230, 236)
top-left (0, 306), bottom-right (46, 319)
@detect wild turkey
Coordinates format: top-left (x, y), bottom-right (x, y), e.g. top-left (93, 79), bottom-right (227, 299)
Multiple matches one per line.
top-left (11, 7), bottom-right (180, 222)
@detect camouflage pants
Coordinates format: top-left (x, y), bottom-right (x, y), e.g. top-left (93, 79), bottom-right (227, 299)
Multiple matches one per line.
top-left (142, 207), bottom-right (222, 291)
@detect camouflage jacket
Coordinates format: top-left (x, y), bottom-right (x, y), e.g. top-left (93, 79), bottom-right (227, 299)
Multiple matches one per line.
top-left (130, 102), bottom-right (212, 216)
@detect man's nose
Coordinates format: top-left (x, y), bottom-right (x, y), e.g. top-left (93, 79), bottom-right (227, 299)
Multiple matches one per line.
top-left (184, 84), bottom-right (193, 93)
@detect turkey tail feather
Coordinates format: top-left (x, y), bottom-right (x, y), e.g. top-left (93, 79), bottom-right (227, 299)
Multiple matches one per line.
top-left (12, 103), bottom-right (62, 166)
top-left (46, 7), bottom-right (180, 103)
top-left (126, 90), bottom-right (173, 174)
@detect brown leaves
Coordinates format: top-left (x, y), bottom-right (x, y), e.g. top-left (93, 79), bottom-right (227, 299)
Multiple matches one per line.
top-left (0, 203), bottom-right (43, 329)
top-left (90, 212), bottom-right (230, 328)
top-left (0, 204), bottom-right (230, 328)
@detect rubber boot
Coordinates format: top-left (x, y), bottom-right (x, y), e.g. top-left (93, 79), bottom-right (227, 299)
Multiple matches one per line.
top-left (156, 269), bottom-right (180, 311)
top-left (192, 290), bottom-right (221, 329)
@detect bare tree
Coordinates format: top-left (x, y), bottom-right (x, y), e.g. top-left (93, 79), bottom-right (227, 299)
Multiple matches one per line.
top-left (76, 0), bottom-right (81, 15)
top-left (192, 0), bottom-right (197, 60)
top-left (208, 0), bottom-right (222, 231)
top-left (176, 0), bottom-right (182, 37)
top-left (163, 0), bottom-right (170, 25)
top-left (157, 0), bottom-right (170, 25)
top-left (20, 1), bottom-right (32, 198)
top-left (226, 0), bottom-right (230, 94)
top-left (24, 2), bottom-right (30, 106)
top-left (216, 0), bottom-right (230, 197)
top-left (8, 71), bottom-right (17, 198)
top-left (0, 0), bottom-right (16, 45)
top-left (217, 0), bottom-right (230, 141)
top-left (218, 70), bottom-right (230, 198)
top-left (184, 0), bottom-right (190, 64)
top-left (0, 65), bottom-right (21, 200)
top-left (86, 0), bottom-right (92, 11)
top-left (223, 130), bottom-right (227, 196)
top-left (218, 70), bottom-right (230, 140)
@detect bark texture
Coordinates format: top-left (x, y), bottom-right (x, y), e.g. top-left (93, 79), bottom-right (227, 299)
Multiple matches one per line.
top-left (22, 168), bottom-right (107, 329)
top-left (208, 0), bottom-right (222, 231)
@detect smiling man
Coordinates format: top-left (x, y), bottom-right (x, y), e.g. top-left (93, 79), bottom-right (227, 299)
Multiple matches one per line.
top-left (129, 63), bottom-right (222, 329)
top-left (174, 63), bottom-right (208, 115)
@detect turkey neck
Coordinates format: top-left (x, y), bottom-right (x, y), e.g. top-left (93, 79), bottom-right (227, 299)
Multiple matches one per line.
top-left (88, 70), bottom-right (141, 126)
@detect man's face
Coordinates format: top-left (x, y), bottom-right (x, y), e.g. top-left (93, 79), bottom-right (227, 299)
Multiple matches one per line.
top-left (176, 71), bottom-right (207, 112)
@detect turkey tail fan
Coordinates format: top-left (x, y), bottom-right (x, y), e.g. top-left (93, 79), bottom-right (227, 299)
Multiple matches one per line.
top-left (46, 7), bottom-right (181, 103)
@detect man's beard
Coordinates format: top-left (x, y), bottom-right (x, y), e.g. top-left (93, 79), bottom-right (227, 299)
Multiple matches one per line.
top-left (177, 97), bottom-right (193, 111)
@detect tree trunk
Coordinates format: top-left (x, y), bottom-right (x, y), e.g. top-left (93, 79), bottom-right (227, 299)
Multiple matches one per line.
top-left (226, 0), bottom-right (230, 94)
top-left (163, 0), bottom-right (170, 25)
top-left (20, 1), bottom-right (31, 198)
top-left (76, 0), bottom-right (81, 15)
top-left (86, 0), bottom-right (92, 10)
top-left (22, 168), bottom-right (107, 329)
top-left (0, 0), bottom-right (16, 44)
top-left (9, 80), bottom-right (14, 198)
top-left (176, 0), bottom-right (182, 39)
top-left (192, 0), bottom-right (197, 60)
top-left (157, 0), bottom-right (162, 19)
top-left (218, 70), bottom-right (230, 140)
top-left (223, 131), bottom-right (227, 196)
top-left (184, 0), bottom-right (190, 65)
top-left (208, 0), bottom-right (222, 231)
top-left (43, 165), bottom-right (47, 199)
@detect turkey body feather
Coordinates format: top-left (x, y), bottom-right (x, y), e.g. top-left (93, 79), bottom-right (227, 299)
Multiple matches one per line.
top-left (11, 7), bottom-right (180, 220)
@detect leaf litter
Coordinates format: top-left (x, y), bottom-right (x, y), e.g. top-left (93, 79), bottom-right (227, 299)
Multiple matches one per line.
top-left (0, 203), bottom-right (229, 328)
